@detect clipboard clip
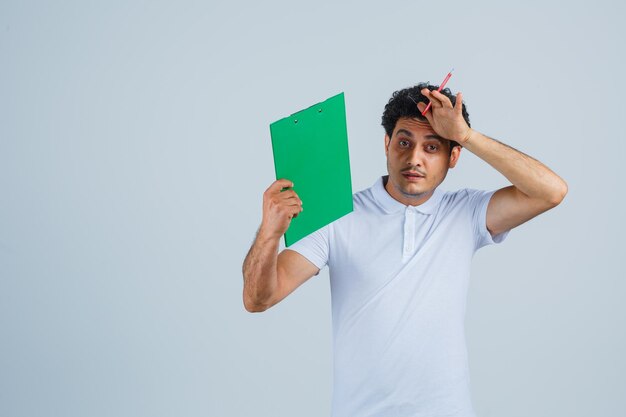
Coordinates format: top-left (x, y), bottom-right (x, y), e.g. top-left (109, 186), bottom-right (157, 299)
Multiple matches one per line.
top-left (294, 108), bottom-right (323, 124)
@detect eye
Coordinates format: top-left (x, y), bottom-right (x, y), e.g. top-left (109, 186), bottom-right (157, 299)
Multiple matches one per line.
top-left (398, 140), bottom-right (410, 148)
top-left (426, 144), bottom-right (439, 152)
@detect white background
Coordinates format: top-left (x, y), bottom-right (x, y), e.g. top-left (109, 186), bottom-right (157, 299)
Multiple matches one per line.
top-left (1, 1), bottom-right (625, 416)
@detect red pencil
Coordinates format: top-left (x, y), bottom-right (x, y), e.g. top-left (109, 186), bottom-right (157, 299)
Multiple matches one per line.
top-left (421, 68), bottom-right (454, 116)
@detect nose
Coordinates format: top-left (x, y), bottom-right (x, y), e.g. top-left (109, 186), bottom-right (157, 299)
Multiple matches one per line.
top-left (406, 146), bottom-right (424, 168)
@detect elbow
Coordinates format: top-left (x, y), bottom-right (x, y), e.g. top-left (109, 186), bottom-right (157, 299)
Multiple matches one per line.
top-left (243, 292), bottom-right (271, 313)
top-left (547, 179), bottom-right (568, 207)
top-left (242, 270), bottom-right (280, 313)
top-left (243, 299), bottom-right (268, 313)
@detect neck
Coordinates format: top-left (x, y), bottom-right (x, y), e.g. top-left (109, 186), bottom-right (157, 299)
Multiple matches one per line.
top-left (383, 175), bottom-right (434, 206)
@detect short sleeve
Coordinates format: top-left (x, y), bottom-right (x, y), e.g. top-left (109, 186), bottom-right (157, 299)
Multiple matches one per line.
top-left (286, 224), bottom-right (330, 273)
top-left (467, 189), bottom-right (510, 250)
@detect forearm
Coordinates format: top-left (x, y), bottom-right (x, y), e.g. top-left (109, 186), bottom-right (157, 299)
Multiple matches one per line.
top-left (462, 130), bottom-right (568, 204)
top-left (242, 228), bottom-right (281, 312)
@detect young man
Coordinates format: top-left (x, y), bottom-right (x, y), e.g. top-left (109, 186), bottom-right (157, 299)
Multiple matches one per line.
top-left (242, 83), bottom-right (567, 417)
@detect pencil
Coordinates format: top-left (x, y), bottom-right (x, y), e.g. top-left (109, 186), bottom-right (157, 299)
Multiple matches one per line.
top-left (421, 68), bottom-right (454, 116)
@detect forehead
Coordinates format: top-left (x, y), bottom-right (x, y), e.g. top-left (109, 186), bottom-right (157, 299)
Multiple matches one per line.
top-left (393, 117), bottom-right (436, 137)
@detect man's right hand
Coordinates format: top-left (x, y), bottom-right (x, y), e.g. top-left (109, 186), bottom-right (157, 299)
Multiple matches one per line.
top-left (243, 179), bottom-right (318, 312)
top-left (259, 179), bottom-right (303, 239)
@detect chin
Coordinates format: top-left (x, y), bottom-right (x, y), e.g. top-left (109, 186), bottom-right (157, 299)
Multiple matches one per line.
top-left (396, 181), bottom-right (430, 198)
top-left (400, 187), bottom-right (429, 198)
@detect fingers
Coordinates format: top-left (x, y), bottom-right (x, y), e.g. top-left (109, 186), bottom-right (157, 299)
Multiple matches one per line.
top-left (261, 180), bottom-right (304, 236)
top-left (264, 181), bottom-right (303, 212)
top-left (280, 196), bottom-right (303, 212)
top-left (420, 88), bottom-right (442, 109)
top-left (454, 92), bottom-right (463, 115)
top-left (265, 179), bottom-right (302, 203)
top-left (291, 204), bottom-right (303, 219)
top-left (416, 101), bottom-right (435, 124)
top-left (276, 189), bottom-right (301, 204)
top-left (421, 88), bottom-right (455, 110)
top-left (282, 196), bottom-right (303, 219)
top-left (430, 90), bottom-right (454, 108)
top-left (267, 178), bottom-right (294, 193)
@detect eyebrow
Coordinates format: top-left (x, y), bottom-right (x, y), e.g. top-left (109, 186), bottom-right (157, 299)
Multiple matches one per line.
top-left (396, 129), bottom-right (445, 142)
top-left (424, 134), bottom-right (445, 142)
top-left (395, 129), bottom-right (413, 138)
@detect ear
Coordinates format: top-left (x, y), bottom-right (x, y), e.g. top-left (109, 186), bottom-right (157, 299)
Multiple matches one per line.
top-left (448, 146), bottom-right (461, 168)
top-left (384, 134), bottom-right (391, 156)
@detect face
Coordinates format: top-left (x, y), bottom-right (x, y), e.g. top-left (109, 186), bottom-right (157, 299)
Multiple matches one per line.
top-left (384, 117), bottom-right (461, 206)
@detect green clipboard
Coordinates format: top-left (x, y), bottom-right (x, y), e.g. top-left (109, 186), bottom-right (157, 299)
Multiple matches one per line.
top-left (270, 92), bottom-right (353, 247)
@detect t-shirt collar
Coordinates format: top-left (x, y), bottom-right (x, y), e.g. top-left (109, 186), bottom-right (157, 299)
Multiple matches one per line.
top-left (371, 175), bottom-right (443, 215)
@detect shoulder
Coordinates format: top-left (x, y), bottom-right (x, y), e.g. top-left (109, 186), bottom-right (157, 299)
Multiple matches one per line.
top-left (436, 188), bottom-right (495, 218)
top-left (353, 186), bottom-right (375, 209)
top-left (324, 182), bottom-right (384, 232)
top-left (351, 180), bottom-right (389, 214)
top-left (440, 188), bottom-right (493, 206)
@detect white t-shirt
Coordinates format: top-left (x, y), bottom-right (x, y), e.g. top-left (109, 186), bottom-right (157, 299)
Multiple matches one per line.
top-left (288, 176), bottom-right (509, 417)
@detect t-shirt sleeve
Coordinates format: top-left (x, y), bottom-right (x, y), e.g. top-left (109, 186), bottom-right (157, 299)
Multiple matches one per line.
top-left (285, 224), bottom-right (330, 274)
top-left (467, 189), bottom-right (510, 251)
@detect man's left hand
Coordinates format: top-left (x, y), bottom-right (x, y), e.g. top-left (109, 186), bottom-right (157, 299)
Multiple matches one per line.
top-left (417, 89), bottom-right (472, 145)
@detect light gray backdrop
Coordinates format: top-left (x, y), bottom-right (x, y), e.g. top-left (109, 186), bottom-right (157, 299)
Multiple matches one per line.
top-left (1, 0), bottom-right (624, 416)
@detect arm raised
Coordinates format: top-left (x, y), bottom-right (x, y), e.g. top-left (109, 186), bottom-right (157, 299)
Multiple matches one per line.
top-left (242, 179), bottom-right (319, 312)
top-left (463, 133), bottom-right (568, 236)
top-left (418, 89), bottom-right (568, 237)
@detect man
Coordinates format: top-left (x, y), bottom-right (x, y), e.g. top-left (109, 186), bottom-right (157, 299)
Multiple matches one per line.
top-left (242, 83), bottom-right (567, 417)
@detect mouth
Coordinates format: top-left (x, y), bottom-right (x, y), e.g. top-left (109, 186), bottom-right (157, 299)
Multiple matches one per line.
top-left (402, 171), bottom-right (425, 181)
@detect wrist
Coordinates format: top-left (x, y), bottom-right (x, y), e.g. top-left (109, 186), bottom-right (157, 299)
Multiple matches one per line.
top-left (257, 224), bottom-right (282, 243)
top-left (459, 128), bottom-right (475, 146)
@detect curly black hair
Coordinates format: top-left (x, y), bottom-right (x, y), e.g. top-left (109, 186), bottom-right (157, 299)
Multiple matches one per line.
top-left (381, 82), bottom-right (470, 153)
